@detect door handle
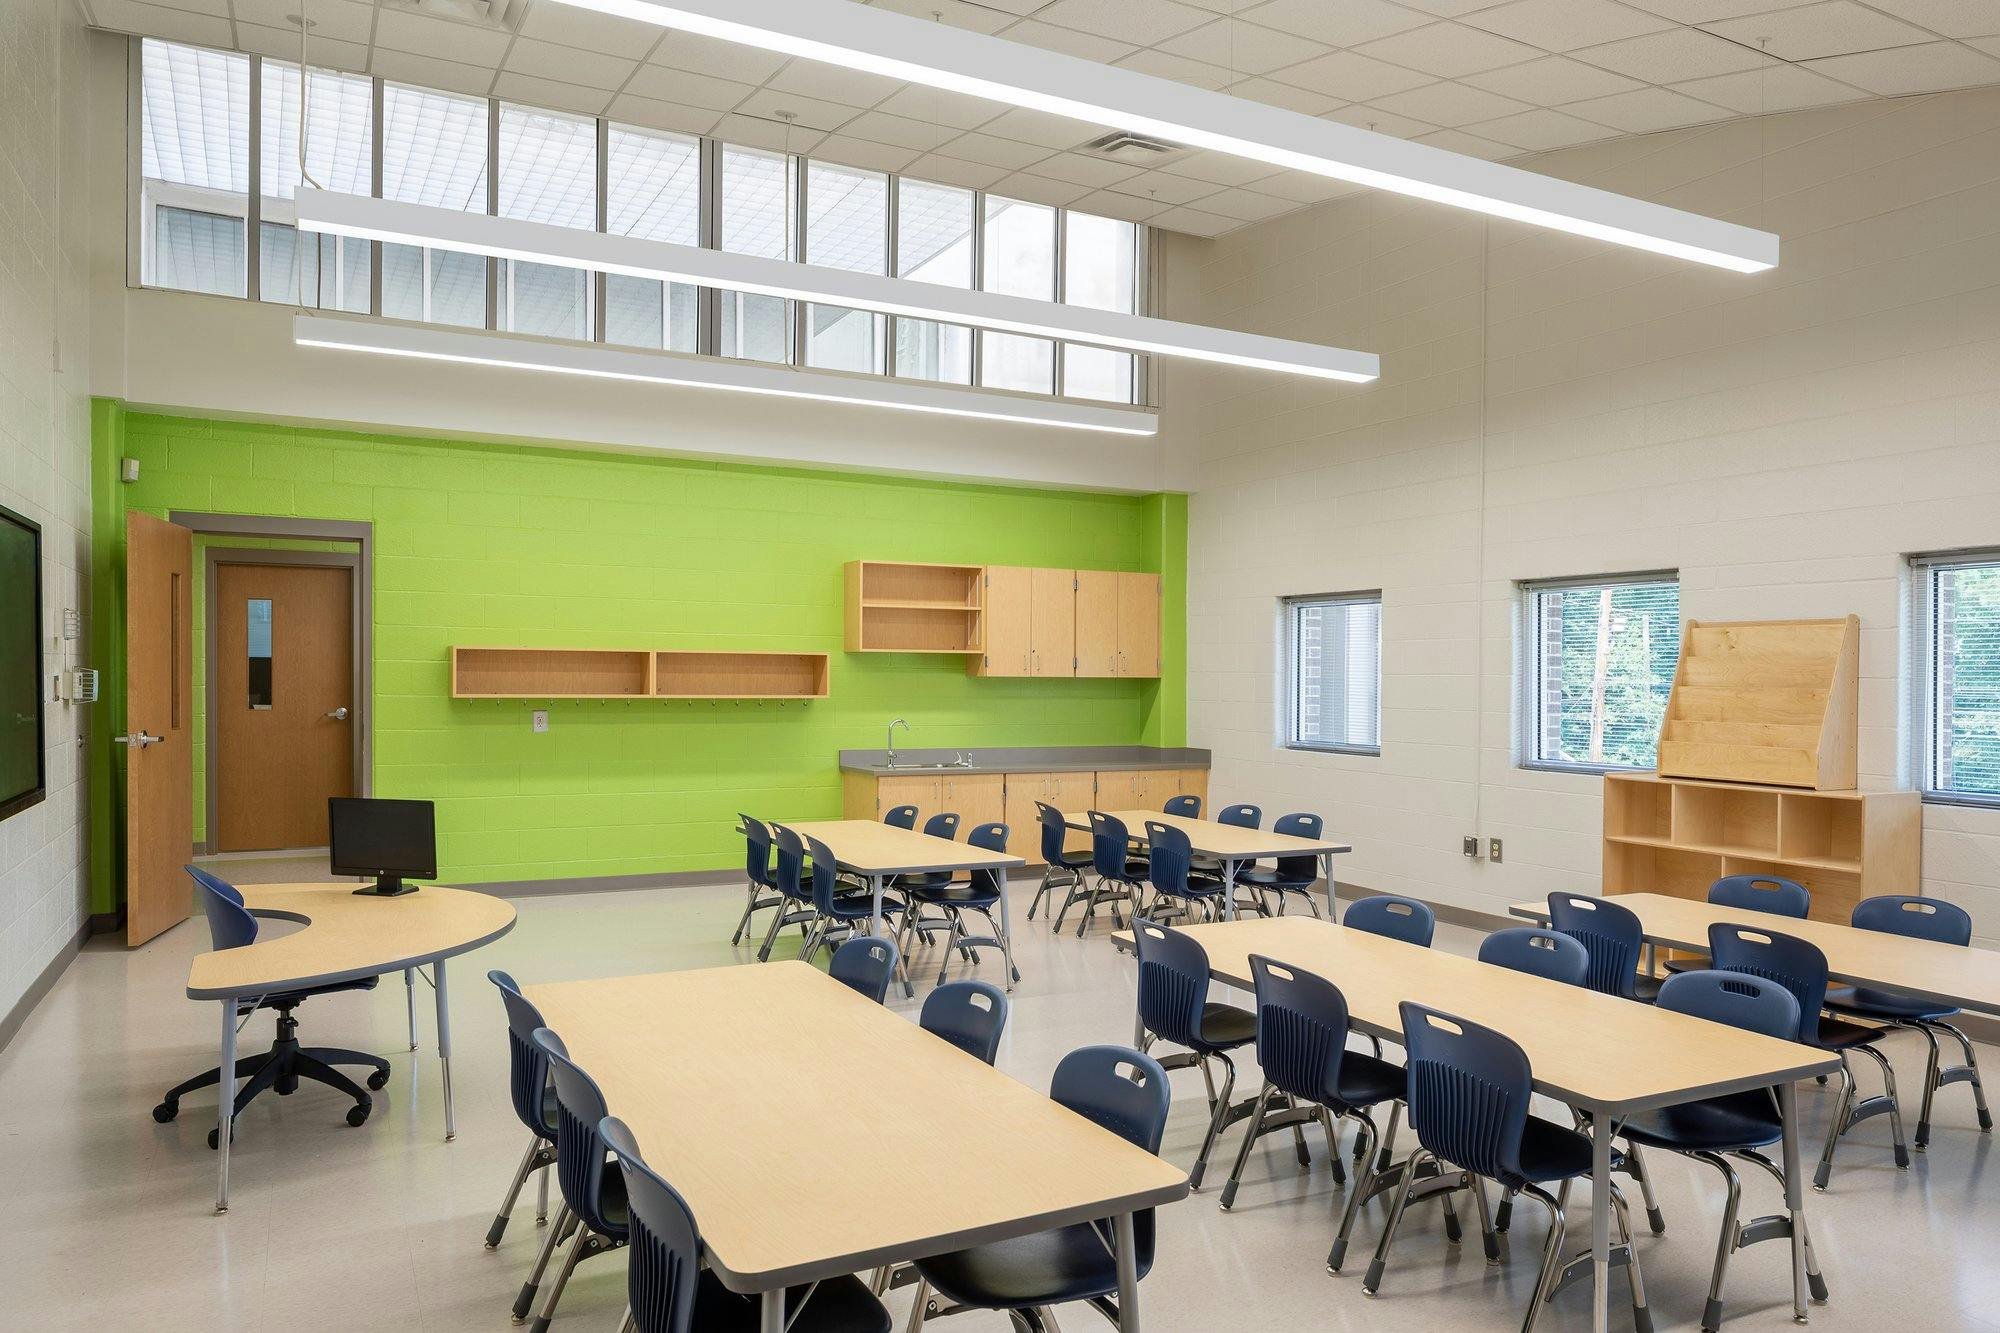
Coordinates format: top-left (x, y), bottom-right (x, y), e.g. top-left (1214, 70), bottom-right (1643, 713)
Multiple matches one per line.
top-left (114, 732), bottom-right (163, 749)
top-left (326, 707), bottom-right (351, 720)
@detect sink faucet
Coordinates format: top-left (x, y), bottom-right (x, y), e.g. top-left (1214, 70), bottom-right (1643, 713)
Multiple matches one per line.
top-left (887, 717), bottom-right (910, 767)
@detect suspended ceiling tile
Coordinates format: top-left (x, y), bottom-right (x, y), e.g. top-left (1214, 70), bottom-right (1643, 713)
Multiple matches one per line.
top-left (647, 30), bottom-right (790, 85)
top-left (1237, 0), bottom-right (1431, 47)
top-left (811, 134), bottom-right (921, 174)
top-left (1224, 76), bottom-right (1343, 115)
top-left (623, 66), bottom-right (755, 112)
top-left (1703, 2), bottom-right (1935, 62)
top-left (235, 0), bottom-right (373, 44)
top-left (1618, 0), bottom-right (1798, 18)
top-left (994, 18), bottom-right (1140, 62)
top-left (1147, 204), bottom-right (1239, 236)
top-left (371, 8), bottom-right (513, 66)
top-left (732, 87), bottom-right (864, 132)
top-left (988, 171), bottom-right (1095, 206)
top-left (871, 84), bottom-right (1009, 130)
top-left (1157, 18), bottom-right (1333, 76)
top-left (763, 59), bottom-right (906, 109)
top-left (1105, 169), bottom-right (1223, 204)
top-left (978, 106), bottom-right (1105, 150)
top-left (1463, 0), bottom-right (1674, 52)
top-left (1066, 189), bottom-right (1170, 222)
top-left (1113, 47), bottom-right (1235, 89)
top-left (1576, 26), bottom-right (1773, 81)
top-left (1802, 39), bottom-right (2000, 94)
top-left (1669, 62), bottom-right (1871, 112)
top-left (370, 47), bottom-right (496, 99)
top-left (834, 109), bottom-right (964, 152)
top-left (1353, 22), bottom-right (1543, 78)
top-left (1414, 126), bottom-right (1519, 159)
top-left (1156, 149), bottom-right (1282, 185)
top-left (492, 70), bottom-right (612, 117)
top-left (866, 0), bottom-right (1017, 34)
top-left (1369, 79), bottom-right (1533, 127)
top-left (1564, 84), bottom-right (1732, 132)
top-left (931, 131), bottom-right (1054, 170)
top-left (1466, 106), bottom-right (1620, 150)
top-left (1465, 54), bottom-right (1644, 103)
top-left (1245, 171), bottom-right (1367, 203)
top-left (1270, 48), bottom-right (1438, 101)
top-left (901, 152), bottom-right (1012, 190)
top-left (503, 37), bottom-right (637, 92)
top-left (238, 24), bottom-right (369, 72)
top-left (1875, 0), bottom-right (2000, 38)
top-left (1398, 0), bottom-right (1519, 15)
top-left (1321, 103), bottom-right (1439, 139)
top-left (89, 0), bottom-right (233, 43)
top-left (711, 112), bottom-right (828, 154)
top-left (606, 91), bottom-right (723, 137)
top-left (1193, 187), bottom-right (1297, 221)
top-left (1028, 151), bottom-right (1146, 186)
top-left (515, 2), bottom-right (665, 58)
top-left (1033, 0), bottom-right (1217, 46)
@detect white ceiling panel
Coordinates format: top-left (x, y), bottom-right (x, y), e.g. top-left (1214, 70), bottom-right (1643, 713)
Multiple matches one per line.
top-left (515, 2), bottom-right (663, 56)
top-left (1223, 75), bottom-right (1343, 115)
top-left (607, 91), bottom-right (723, 136)
top-left (1029, 151), bottom-right (1144, 186)
top-left (1148, 204), bottom-right (1238, 236)
top-left (978, 107), bottom-right (1106, 149)
top-left (646, 29), bottom-right (789, 84)
top-left (624, 65), bottom-right (756, 111)
top-left (1576, 26), bottom-right (1773, 80)
top-left (763, 58), bottom-right (905, 108)
top-left (1269, 47), bottom-right (1438, 100)
top-left (1703, 2), bottom-right (1935, 62)
top-left (1803, 38), bottom-right (2000, 92)
top-left (994, 18), bottom-right (1139, 63)
top-left (870, 83), bottom-right (1007, 130)
top-left (1470, 106), bottom-right (1622, 149)
top-left (1321, 103), bottom-right (1440, 139)
top-left (1465, 0), bottom-right (1675, 53)
top-left (1236, 0), bottom-right (1431, 48)
top-left (1105, 169), bottom-right (1222, 204)
top-left (1466, 54), bottom-right (1645, 102)
top-left (1876, 0), bottom-right (2000, 38)
top-left (901, 152), bottom-right (1010, 190)
top-left (731, 87), bottom-right (859, 132)
top-left (933, 131), bottom-right (1053, 170)
top-left (1113, 48), bottom-right (1236, 89)
top-left (504, 37), bottom-right (636, 91)
top-left (492, 70), bottom-right (611, 116)
top-left (1566, 84), bottom-right (1734, 130)
top-left (1033, 0), bottom-right (1216, 46)
top-left (370, 47), bottom-right (494, 99)
top-left (1354, 22), bottom-right (1544, 77)
top-left (371, 8), bottom-right (511, 65)
top-left (988, 171), bottom-right (1094, 207)
top-left (868, 0), bottom-right (1014, 33)
top-left (1670, 62), bottom-right (1872, 111)
top-left (1066, 189), bottom-right (1169, 222)
top-left (811, 133), bottom-right (920, 173)
top-left (239, 24), bottom-right (369, 72)
top-left (1156, 18), bottom-right (1333, 76)
top-left (836, 109), bottom-right (963, 152)
top-left (1369, 79), bottom-right (1533, 127)
top-left (236, 0), bottom-right (375, 44)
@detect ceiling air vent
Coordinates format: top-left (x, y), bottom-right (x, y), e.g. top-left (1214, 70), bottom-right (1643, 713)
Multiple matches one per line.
top-left (382, 0), bottom-right (526, 32)
top-left (1082, 130), bottom-right (1183, 166)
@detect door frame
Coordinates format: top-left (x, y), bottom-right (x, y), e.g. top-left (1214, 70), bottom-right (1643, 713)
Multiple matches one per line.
top-left (173, 512), bottom-right (373, 854)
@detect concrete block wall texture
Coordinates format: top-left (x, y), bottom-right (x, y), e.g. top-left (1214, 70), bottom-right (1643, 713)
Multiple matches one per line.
top-left (0, 0), bottom-right (94, 1020)
top-left (93, 407), bottom-right (1184, 907)
top-left (1159, 85), bottom-right (2000, 942)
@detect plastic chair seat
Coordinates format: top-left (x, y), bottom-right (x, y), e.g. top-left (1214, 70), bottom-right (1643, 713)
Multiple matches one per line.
top-left (893, 872), bottom-right (955, 893)
top-left (1823, 985), bottom-right (1957, 1022)
top-left (916, 1220), bottom-right (1143, 1309)
top-left (1621, 1091), bottom-right (1783, 1154)
top-left (1233, 866), bottom-right (1312, 890)
top-left (909, 881), bottom-right (1001, 908)
top-left (1329, 1050), bottom-right (1405, 1111)
top-left (1815, 1014), bottom-right (1893, 1050)
top-left (1196, 1001), bottom-right (1256, 1048)
top-left (1507, 1116), bottom-right (1595, 1187)
top-left (692, 1271), bottom-right (891, 1332)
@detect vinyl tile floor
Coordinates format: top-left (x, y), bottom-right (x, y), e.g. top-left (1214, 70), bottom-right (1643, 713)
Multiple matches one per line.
top-left (6, 861), bottom-right (1998, 1332)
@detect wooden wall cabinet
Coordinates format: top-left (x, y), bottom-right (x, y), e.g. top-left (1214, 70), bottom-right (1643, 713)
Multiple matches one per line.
top-left (1075, 571), bottom-right (1160, 678)
top-left (1093, 767), bottom-right (1208, 813)
top-left (452, 647), bottom-right (828, 699)
top-left (973, 567), bottom-right (1079, 678)
top-left (844, 562), bottom-right (985, 654)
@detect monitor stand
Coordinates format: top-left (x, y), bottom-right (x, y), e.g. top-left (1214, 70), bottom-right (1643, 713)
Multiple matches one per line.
top-left (353, 874), bottom-right (420, 897)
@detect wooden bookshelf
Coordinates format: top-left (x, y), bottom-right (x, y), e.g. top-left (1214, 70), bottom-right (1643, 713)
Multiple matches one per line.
top-left (1657, 616), bottom-right (1859, 789)
top-left (452, 647), bottom-right (829, 700)
top-left (1603, 771), bottom-right (1919, 925)
top-left (844, 561), bottom-right (985, 654)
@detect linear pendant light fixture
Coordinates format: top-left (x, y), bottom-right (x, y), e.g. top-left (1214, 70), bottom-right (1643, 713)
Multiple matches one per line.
top-left (550, 0), bottom-right (1778, 273)
top-left (292, 314), bottom-right (1161, 435)
top-left (294, 190), bottom-right (1380, 382)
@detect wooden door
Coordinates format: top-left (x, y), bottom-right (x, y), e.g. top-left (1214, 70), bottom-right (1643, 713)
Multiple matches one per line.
top-left (1074, 570), bottom-right (1119, 677)
top-left (973, 565), bottom-right (1032, 677)
top-left (1117, 572), bottom-right (1161, 678)
top-left (874, 774), bottom-right (941, 825)
top-left (124, 513), bottom-right (193, 947)
top-left (1029, 567), bottom-right (1076, 677)
top-left (214, 563), bottom-right (356, 851)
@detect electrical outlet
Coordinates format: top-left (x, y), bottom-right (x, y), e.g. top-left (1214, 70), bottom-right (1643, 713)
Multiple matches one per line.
top-left (1488, 837), bottom-right (1504, 864)
top-left (1462, 835), bottom-right (1480, 859)
top-left (531, 710), bottom-right (549, 734)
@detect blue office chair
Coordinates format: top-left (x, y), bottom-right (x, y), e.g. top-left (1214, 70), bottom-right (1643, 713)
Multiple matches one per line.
top-left (602, 1116), bottom-right (891, 1332)
top-left (1144, 820), bottom-right (1227, 924)
top-left (1132, 918), bottom-right (1256, 1189)
top-left (902, 821), bottom-right (1020, 989)
top-left (906, 1046), bottom-right (1170, 1332)
top-left (1163, 793), bottom-right (1201, 817)
top-left (1548, 892), bottom-right (1661, 1001)
top-left (517, 1029), bottom-right (629, 1333)
top-left (1027, 801), bottom-right (1093, 925)
top-left (883, 804), bottom-right (919, 830)
top-left (920, 981), bottom-right (1010, 1064)
top-left (829, 936), bottom-right (899, 1004)
top-left (1344, 894), bottom-right (1435, 946)
top-left (756, 822), bottom-right (824, 962)
top-left (1479, 927), bottom-right (1591, 987)
top-left (484, 971), bottom-right (558, 1249)
top-left (1664, 875), bottom-right (1812, 976)
top-left (1824, 895), bottom-right (1990, 1150)
top-left (731, 815), bottom-right (784, 947)
top-left (1364, 1003), bottom-right (1650, 1332)
top-left (153, 867), bottom-right (388, 1146)
top-left (1708, 922), bottom-right (1909, 1189)
top-left (1057, 810), bottom-right (1146, 937)
top-left (1220, 956), bottom-right (1405, 1277)
top-left (1619, 972), bottom-right (1827, 1332)
top-left (1232, 812), bottom-right (1326, 918)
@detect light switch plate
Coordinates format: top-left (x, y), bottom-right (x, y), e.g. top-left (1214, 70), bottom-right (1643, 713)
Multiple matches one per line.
top-left (532, 710), bottom-right (549, 733)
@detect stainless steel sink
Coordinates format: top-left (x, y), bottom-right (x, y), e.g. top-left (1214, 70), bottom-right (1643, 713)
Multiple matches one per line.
top-left (884, 762), bottom-right (976, 771)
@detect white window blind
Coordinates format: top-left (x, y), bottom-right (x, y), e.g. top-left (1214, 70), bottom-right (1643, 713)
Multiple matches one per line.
top-left (1914, 552), bottom-right (2000, 804)
top-left (1286, 593), bottom-right (1381, 753)
top-left (1522, 573), bottom-right (1679, 772)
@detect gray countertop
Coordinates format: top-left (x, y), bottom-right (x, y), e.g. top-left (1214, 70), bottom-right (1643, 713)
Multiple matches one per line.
top-left (839, 745), bottom-right (1210, 776)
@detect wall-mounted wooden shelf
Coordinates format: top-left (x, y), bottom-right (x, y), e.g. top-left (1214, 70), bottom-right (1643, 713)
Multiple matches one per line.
top-left (844, 562), bottom-right (985, 654)
top-left (1657, 616), bottom-right (1859, 789)
top-left (452, 647), bottom-right (829, 700)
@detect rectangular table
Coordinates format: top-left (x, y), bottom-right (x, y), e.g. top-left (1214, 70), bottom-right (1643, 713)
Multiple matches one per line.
top-left (526, 963), bottom-right (1189, 1331)
top-left (1111, 916), bottom-right (1837, 1333)
top-left (1062, 810), bottom-right (1352, 919)
top-left (783, 819), bottom-right (1024, 995)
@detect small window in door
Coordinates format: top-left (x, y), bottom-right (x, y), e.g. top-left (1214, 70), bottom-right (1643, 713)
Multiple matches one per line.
top-left (246, 598), bottom-right (273, 709)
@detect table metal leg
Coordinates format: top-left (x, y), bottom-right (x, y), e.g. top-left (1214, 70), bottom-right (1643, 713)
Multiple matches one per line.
top-left (1321, 854), bottom-right (1334, 918)
top-left (216, 1000), bottom-right (237, 1213)
top-left (1590, 1114), bottom-right (1612, 1333)
top-left (1780, 1081), bottom-right (1809, 1323)
top-left (434, 959), bottom-right (456, 1141)
top-left (1222, 858), bottom-right (1241, 921)
top-left (997, 858), bottom-right (1018, 990)
top-left (760, 1289), bottom-right (785, 1333)
top-left (875, 873), bottom-right (915, 998)
top-left (404, 967), bottom-right (419, 1051)
top-left (1113, 1211), bottom-right (1141, 1330)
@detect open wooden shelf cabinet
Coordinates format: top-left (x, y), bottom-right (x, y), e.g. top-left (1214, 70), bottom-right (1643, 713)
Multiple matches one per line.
top-left (1656, 616), bottom-right (1859, 789)
top-left (452, 647), bottom-right (830, 700)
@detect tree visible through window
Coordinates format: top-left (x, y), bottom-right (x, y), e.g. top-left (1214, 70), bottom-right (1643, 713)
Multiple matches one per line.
top-left (1285, 593), bottom-right (1381, 753)
top-left (1917, 555), bottom-right (2000, 801)
top-left (1524, 575), bottom-right (1679, 770)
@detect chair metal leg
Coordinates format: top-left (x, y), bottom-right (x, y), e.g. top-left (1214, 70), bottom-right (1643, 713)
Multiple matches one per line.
top-left (1361, 1148), bottom-right (1428, 1294)
top-left (513, 1202), bottom-right (572, 1321)
top-left (1495, 1187), bottom-right (1516, 1234)
top-left (1812, 1060), bottom-right (1856, 1191)
top-left (536, 1162), bottom-right (549, 1224)
top-left (1736, 1149), bottom-right (1829, 1304)
top-left (1374, 1099), bottom-right (1402, 1173)
top-left (1469, 1173), bottom-right (1499, 1264)
top-left (1219, 1086), bottom-right (1276, 1210)
top-left (1520, 1185), bottom-right (1568, 1333)
top-left (904, 1276), bottom-right (932, 1333)
top-left (1327, 1109), bottom-right (1379, 1273)
top-left (756, 900), bottom-right (789, 963)
top-left (526, 1222), bottom-right (593, 1333)
top-left (1913, 1021), bottom-right (1942, 1151)
top-left (1929, 1018), bottom-right (1993, 1134)
top-left (1692, 1151), bottom-right (1742, 1331)
top-left (1611, 1183), bottom-right (1651, 1331)
top-left (730, 879), bottom-right (761, 946)
top-left (1625, 1142), bottom-right (1667, 1234)
top-left (1188, 1053), bottom-right (1237, 1191)
top-left (486, 1132), bottom-right (551, 1248)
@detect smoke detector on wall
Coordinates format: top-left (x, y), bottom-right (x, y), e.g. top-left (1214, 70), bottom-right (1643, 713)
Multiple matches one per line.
top-left (1082, 130), bottom-right (1184, 166)
top-left (382, 0), bottom-right (526, 31)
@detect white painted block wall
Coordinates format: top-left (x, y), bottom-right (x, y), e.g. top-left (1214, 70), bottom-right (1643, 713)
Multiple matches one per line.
top-left (0, 0), bottom-right (96, 1017)
top-left (1158, 88), bottom-right (2000, 944)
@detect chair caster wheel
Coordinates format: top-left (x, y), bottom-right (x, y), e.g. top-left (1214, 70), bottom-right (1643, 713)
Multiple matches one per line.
top-left (208, 1127), bottom-right (233, 1150)
top-left (367, 1069), bottom-right (391, 1091)
top-left (347, 1101), bottom-right (372, 1128)
top-left (153, 1100), bottom-right (178, 1123)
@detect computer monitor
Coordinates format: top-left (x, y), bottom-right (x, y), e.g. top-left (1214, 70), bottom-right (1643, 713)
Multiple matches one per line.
top-left (329, 797), bottom-right (437, 897)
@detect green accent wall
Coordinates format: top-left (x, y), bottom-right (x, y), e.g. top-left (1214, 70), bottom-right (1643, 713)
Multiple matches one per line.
top-left (90, 402), bottom-right (1186, 906)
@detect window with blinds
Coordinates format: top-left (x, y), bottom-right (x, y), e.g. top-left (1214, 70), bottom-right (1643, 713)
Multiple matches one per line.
top-left (1285, 593), bottom-right (1381, 754)
top-left (1521, 573), bottom-right (1679, 772)
top-left (1914, 552), bottom-right (2000, 804)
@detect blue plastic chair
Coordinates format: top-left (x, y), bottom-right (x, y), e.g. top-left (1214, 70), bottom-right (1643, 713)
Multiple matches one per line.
top-left (883, 804), bottom-right (919, 830)
top-left (920, 981), bottom-right (1010, 1064)
top-left (1621, 972), bottom-right (1826, 1329)
top-left (1364, 1003), bottom-right (1650, 1330)
top-left (1132, 918), bottom-right (1255, 1189)
top-left (1216, 803), bottom-right (1261, 828)
top-left (1058, 810), bottom-right (1145, 937)
top-left (756, 823), bottom-right (823, 962)
top-left (483, 971), bottom-right (558, 1249)
top-left (1163, 793), bottom-right (1201, 817)
top-left (829, 936), bottom-right (899, 1004)
top-left (1027, 800), bottom-right (1092, 925)
top-left (1665, 875), bottom-right (1812, 976)
top-left (901, 821), bottom-right (1020, 989)
top-left (517, 1029), bottom-right (629, 1332)
top-left (800, 831), bottom-right (896, 964)
top-left (1221, 955), bottom-right (1407, 1274)
top-left (1144, 820), bottom-right (1226, 925)
top-left (907, 1046), bottom-right (1169, 1331)
top-left (1825, 896), bottom-right (1990, 1149)
top-left (1479, 927), bottom-right (1591, 987)
top-left (1225, 812), bottom-right (1322, 919)
top-left (732, 815), bottom-right (783, 947)
top-left (153, 867), bottom-right (387, 1146)
top-left (1548, 892), bottom-right (1660, 1001)
top-left (1344, 894), bottom-right (1435, 947)
top-left (602, 1116), bottom-right (892, 1332)
top-left (1708, 922), bottom-right (1909, 1189)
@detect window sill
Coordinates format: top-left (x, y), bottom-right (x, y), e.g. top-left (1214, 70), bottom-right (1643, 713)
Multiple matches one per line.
top-left (1920, 791), bottom-right (2000, 811)
top-left (1285, 743), bottom-right (1380, 758)
top-left (1518, 760), bottom-right (1652, 777)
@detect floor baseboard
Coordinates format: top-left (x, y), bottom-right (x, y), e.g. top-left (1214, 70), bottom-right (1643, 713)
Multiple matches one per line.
top-left (0, 923), bottom-right (90, 1055)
